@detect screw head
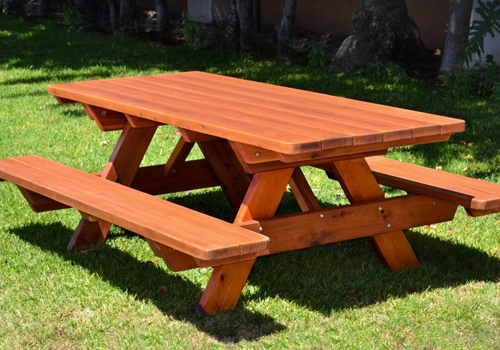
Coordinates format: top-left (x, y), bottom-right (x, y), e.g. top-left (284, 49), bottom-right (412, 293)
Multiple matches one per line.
top-left (432, 201), bottom-right (437, 205)
top-left (255, 152), bottom-right (261, 157)
top-left (378, 206), bottom-right (383, 211)
top-left (387, 223), bottom-right (392, 228)
top-left (259, 226), bottom-right (264, 232)
top-left (319, 213), bottom-right (325, 218)
top-left (101, 110), bottom-right (107, 116)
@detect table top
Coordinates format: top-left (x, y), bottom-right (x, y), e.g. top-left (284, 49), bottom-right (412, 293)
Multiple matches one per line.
top-left (48, 71), bottom-right (466, 155)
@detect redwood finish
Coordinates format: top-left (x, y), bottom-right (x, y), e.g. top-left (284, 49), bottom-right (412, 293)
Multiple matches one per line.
top-left (3, 71), bottom-right (493, 315)
top-left (330, 158), bottom-right (420, 271)
top-left (69, 123), bottom-right (157, 249)
top-left (0, 156), bottom-right (270, 261)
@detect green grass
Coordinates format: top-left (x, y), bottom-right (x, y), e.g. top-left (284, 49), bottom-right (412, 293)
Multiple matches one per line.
top-left (1, 14), bottom-right (499, 349)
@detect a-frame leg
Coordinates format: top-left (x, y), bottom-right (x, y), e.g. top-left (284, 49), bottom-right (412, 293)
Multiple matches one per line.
top-left (197, 168), bottom-right (294, 314)
top-left (198, 139), bottom-right (251, 212)
top-left (68, 123), bottom-right (157, 249)
top-left (330, 158), bottom-right (420, 271)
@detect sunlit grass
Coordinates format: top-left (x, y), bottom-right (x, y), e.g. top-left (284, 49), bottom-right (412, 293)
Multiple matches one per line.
top-left (0, 13), bottom-right (499, 349)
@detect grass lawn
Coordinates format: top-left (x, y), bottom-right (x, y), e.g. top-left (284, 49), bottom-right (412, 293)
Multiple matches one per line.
top-left (1, 14), bottom-right (500, 349)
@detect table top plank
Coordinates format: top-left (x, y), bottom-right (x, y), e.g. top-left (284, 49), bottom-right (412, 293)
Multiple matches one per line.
top-left (48, 71), bottom-right (466, 155)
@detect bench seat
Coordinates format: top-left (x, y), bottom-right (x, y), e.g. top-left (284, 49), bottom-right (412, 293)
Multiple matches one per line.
top-left (0, 155), bottom-right (269, 262)
top-left (366, 156), bottom-right (500, 217)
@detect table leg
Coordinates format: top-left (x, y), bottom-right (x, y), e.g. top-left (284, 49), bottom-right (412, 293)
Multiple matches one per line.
top-left (67, 123), bottom-right (157, 250)
top-left (197, 168), bottom-right (294, 314)
top-left (330, 158), bottom-right (420, 271)
top-left (198, 139), bottom-right (251, 211)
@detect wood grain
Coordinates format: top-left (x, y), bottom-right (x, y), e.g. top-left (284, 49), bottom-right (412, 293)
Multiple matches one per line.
top-left (366, 156), bottom-right (500, 214)
top-left (0, 155), bottom-right (270, 261)
top-left (48, 71), bottom-right (466, 155)
top-left (330, 158), bottom-right (420, 271)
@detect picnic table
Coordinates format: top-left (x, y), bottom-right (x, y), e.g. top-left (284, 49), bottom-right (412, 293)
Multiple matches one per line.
top-left (1, 71), bottom-right (499, 314)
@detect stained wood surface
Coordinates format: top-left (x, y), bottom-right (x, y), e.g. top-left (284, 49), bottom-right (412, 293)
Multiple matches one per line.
top-left (0, 156), bottom-right (269, 261)
top-left (367, 156), bottom-right (500, 213)
top-left (330, 158), bottom-right (420, 271)
top-left (48, 71), bottom-right (465, 155)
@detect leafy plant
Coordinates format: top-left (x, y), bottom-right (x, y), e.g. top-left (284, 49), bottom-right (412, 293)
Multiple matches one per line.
top-left (459, 0), bottom-right (500, 67)
top-left (445, 55), bottom-right (500, 97)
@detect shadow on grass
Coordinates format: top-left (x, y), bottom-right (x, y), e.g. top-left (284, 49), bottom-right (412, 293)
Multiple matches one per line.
top-left (9, 190), bottom-right (500, 331)
top-left (8, 222), bottom-right (286, 343)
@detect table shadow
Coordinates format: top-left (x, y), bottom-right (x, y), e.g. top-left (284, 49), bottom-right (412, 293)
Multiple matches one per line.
top-left (8, 222), bottom-right (286, 343)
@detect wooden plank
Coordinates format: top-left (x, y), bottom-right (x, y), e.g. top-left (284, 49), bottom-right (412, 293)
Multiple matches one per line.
top-left (82, 104), bottom-right (127, 131)
top-left (172, 72), bottom-right (466, 136)
top-left (0, 156), bottom-right (270, 261)
top-left (278, 134), bottom-right (452, 163)
top-left (10, 161), bottom-right (220, 214)
top-left (132, 161), bottom-right (220, 194)
top-left (49, 82), bottom-right (323, 154)
top-left (48, 72), bottom-right (465, 155)
top-left (17, 187), bottom-right (68, 212)
top-left (164, 137), bottom-right (194, 177)
top-left (366, 156), bottom-right (500, 213)
top-left (330, 158), bottom-right (420, 271)
top-left (69, 123), bottom-right (157, 249)
top-left (199, 139), bottom-right (251, 211)
top-left (240, 195), bottom-right (457, 255)
top-left (125, 114), bottom-right (162, 128)
top-left (289, 168), bottom-right (321, 212)
top-left (179, 128), bottom-right (218, 143)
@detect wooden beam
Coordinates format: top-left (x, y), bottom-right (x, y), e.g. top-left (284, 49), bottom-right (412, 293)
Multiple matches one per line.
top-left (330, 158), bottom-right (420, 271)
top-left (82, 104), bottom-right (127, 131)
top-left (289, 168), bottom-right (321, 211)
top-left (199, 139), bottom-right (251, 211)
top-left (68, 123), bottom-right (157, 250)
top-left (164, 137), bottom-right (194, 177)
top-left (240, 195), bottom-right (457, 255)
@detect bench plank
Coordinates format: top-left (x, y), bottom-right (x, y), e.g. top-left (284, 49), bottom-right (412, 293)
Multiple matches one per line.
top-left (366, 156), bottom-right (500, 214)
top-left (0, 156), bottom-right (269, 261)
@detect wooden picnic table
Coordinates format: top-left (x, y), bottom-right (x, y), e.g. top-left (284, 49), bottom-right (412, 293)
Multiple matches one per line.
top-left (1, 71), bottom-right (499, 315)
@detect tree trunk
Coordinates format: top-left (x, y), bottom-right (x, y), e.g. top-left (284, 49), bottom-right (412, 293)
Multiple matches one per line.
top-left (331, 0), bottom-right (425, 72)
top-left (440, 0), bottom-right (474, 72)
top-left (108, 0), bottom-right (119, 31)
top-left (37, 0), bottom-right (48, 17)
top-left (119, 0), bottom-right (136, 31)
top-left (237, 0), bottom-right (255, 49)
top-left (75, 0), bottom-right (97, 25)
top-left (253, 0), bottom-right (261, 32)
top-left (155, 0), bottom-right (166, 32)
top-left (276, 0), bottom-right (297, 60)
top-left (226, 0), bottom-right (241, 49)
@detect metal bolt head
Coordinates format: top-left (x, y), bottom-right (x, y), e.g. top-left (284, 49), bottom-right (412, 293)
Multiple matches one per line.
top-left (378, 206), bottom-right (383, 211)
top-left (432, 201), bottom-right (437, 205)
top-left (255, 152), bottom-right (261, 157)
top-left (259, 226), bottom-right (264, 232)
top-left (319, 213), bottom-right (325, 218)
top-left (101, 110), bottom-right (107, 116)
top-left (387, 223), bottom-right (392, 228)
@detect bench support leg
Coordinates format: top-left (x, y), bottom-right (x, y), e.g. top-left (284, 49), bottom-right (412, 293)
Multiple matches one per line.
top-left (330, 158), bottom-right (420, 271)
top-left (68, 123), bottom-right (157, 250)
top-left (198, 168), bottom-right (293, 314)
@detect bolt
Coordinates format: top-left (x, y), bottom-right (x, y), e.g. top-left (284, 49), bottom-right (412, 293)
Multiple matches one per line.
top-left (259, 226), bottom-right (264, 232)
top-left (319, 213), bottom-right (325, 218)
top-left (101, 110), bottom-right (107, 116)
top-left (255, 152), bottom-right (261, 157)
top-left (378, 206), bottom-right (383, 212)
top-left (432, 201), bottom-right (437, 205)
top-left (387, 223), bottom-right (392, 228)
